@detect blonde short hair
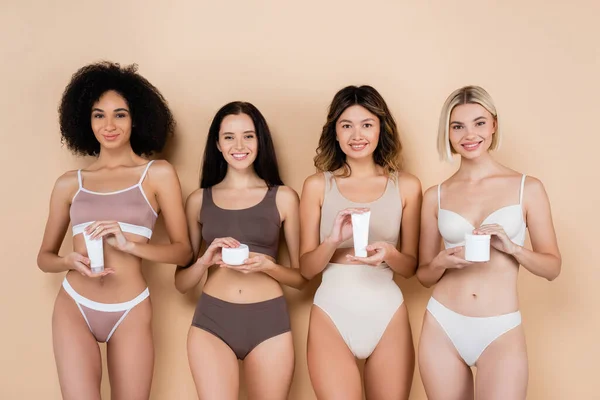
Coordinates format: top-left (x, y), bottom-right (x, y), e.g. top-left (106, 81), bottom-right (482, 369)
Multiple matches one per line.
top-left (437, 85), bottom-right (500, 162)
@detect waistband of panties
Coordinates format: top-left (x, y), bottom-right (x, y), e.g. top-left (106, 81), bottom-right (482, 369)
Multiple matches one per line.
top-left (62, 277), bottom-right (150, 312)
top-left (199, 292), bottom-right (287, 310)
top-left (427, 297), bottom-right (521, 320)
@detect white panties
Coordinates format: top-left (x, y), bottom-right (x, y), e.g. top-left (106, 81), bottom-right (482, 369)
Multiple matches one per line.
top-left (313, 263), bottom-right (404, 359)
top-left (427, 297), bottom-right (522, 366)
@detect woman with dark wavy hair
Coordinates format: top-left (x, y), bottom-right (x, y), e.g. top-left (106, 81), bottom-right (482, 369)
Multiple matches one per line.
top-left (175, 101), bottom-right (306, 399)
top-left (299, 85), bottom-right (422, 399)
top-left (37, 61), bottom-right (192, 400)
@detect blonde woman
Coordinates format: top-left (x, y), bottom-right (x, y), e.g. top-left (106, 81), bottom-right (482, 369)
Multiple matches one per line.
top-left (417, 85), bottom-right (561, 400)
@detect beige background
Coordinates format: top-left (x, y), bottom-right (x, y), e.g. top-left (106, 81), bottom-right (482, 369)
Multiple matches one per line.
top-left (1, 0), bottom-right (598, 399)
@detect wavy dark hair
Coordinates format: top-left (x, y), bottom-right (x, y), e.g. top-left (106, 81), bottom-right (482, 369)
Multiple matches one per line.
top-left (200, 102), bottom-right (284, 188)
top-left (314, 85), bottom-right (402, 176)
top-left (58, 61), bottom-right (175, 156)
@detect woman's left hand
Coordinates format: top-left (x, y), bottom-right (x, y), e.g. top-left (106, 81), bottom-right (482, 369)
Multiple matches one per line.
top-left (218, 254), bottom-right (276, 274)
top-left (346, 241), bottom-right (391, 266)
top-left (473, 224), bottom-right (518, 255)
top-left (85, 221), bottom-right (132, 252)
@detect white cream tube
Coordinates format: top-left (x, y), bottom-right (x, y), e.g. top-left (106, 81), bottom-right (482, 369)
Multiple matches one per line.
top-left (83, 232), bottom-right (105, 273)
top-left (351, 211), bottom-right (371, 257)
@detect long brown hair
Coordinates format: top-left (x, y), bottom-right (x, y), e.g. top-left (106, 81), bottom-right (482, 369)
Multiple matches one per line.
top-left (314, 85), bottom-right (402, 176)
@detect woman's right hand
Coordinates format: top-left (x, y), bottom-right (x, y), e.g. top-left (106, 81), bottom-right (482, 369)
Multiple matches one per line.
top-left (326, 207), bottom-right (369, 246)
top-left (196, 237), bottom-right (240, 267)
top-left (432, 246), bottom-right (474, 270)
top-left (64, 252), bottom-right (114, 277)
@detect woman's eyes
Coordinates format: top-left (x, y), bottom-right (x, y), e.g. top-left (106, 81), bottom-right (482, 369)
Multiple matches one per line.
top-left (92, 113), bottom-right (128, 119)
top-left (223, 134), bottom-right (255, 140)
top-left (341, 123), bottom-right (374, 129)
top-left (451, 122), bottom-right (486, 130)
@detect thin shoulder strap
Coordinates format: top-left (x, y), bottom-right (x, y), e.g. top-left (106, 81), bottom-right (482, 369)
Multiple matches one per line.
top-left (323, 171), bottom-right (331, 192)
top-left (77, 169), bottom-right (83, 189)
top-left (519, 174), bottom-right (527, 204)
top-left (437, 184), bottom-right (442, 210)
top-left (138, 160), bottom-right (155, 184)
top-left (388, 171), bottom-right (398, 188)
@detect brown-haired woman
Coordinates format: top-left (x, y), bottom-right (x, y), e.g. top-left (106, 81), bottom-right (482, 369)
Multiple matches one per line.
top-left (174, 101), bottom-right (306, 400)
top-left (299, 85), bottom-right (422, 399)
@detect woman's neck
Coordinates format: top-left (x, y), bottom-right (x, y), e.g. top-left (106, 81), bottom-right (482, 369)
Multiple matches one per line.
top-left (345, 156), bottom-right (382, 178)
top-left (220, 166), bottom-right (263, 189)
top-left (95, 145), bottom-right (140, 169)
top-left (456, 152), bottom-right (502, 181)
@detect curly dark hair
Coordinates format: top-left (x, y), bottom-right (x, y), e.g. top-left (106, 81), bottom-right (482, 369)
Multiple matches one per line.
top-left (314, 85), bottom-right (403, 177)
top-left (200, 101), bottom-right (284, 189)
top-left (58, 61), bottom-right (175, 156)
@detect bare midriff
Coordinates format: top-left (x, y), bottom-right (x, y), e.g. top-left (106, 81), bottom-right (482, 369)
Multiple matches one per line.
top-left (203, 252), bottom-right (284, 303)
top-left (65, 232), bottom-right (149, 303)
top-left (432, 249), bottom-right (520, 317)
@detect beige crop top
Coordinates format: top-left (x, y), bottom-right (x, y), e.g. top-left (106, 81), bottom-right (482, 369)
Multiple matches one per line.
top-left (319, 171), bottom-right (402, 248)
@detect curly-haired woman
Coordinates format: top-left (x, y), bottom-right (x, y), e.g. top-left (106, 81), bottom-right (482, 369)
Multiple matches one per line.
top-left (37, 61), bottom-right (192, 400)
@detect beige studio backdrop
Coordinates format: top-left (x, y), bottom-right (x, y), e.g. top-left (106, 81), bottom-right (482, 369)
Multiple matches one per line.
top-left (1, 0), bottom-right (599, 399)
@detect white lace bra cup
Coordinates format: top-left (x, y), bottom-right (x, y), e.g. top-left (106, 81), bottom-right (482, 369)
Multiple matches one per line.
top-left (437, 175), bottom-right (527, 249)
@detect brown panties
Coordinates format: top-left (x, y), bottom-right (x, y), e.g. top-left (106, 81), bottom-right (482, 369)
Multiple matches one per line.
top-left (192, 293), bottom-right (291, 360)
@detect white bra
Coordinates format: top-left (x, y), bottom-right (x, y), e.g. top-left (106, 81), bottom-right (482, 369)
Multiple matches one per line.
top-left (437, 175), bottom-right (527, 249)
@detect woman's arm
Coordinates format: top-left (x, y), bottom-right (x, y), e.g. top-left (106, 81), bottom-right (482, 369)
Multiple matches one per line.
top-left (383, 173), bottom-right (422, 278)
top-left (515, 178), bottom-right (561, 280)
top-left (174, 189), bottom-right (209, 294)
top-left (37, 172), bottom-right (79, 273)
top-left (299, 174), bottom-right (339, 280)
top-left (259, 186), bottom-right (307, 290)
top-left (118, 161), bottom-right (192, 265)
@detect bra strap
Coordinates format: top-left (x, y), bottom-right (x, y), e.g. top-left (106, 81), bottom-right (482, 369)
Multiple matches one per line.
top-left (519, 174), bottom-right (527, 204)
top-left (77, 170), bottom-right (83, 189)
top-left (437, 184), bottom-right (441, 210)
top-left (138, 160), bottom-right (155, 184)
